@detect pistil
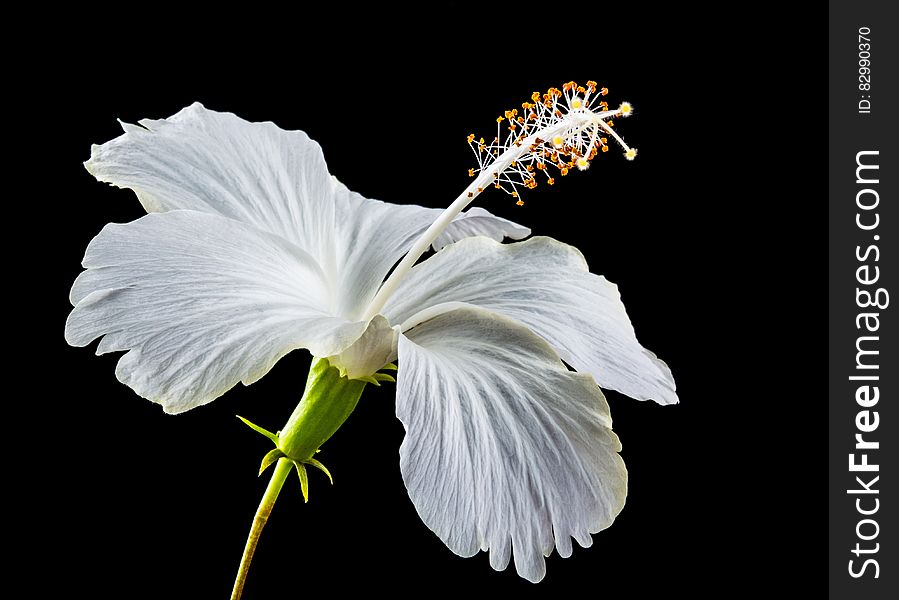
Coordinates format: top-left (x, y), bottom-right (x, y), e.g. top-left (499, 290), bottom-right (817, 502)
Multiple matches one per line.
top-left (363, 81), bottom-right (634, 320)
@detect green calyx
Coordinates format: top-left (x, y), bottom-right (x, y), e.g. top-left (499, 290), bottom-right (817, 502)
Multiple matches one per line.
top-left (231, 357), bottom-right (396, 599)
top-left (278, 356), bottom-right (368, 461)
top-left (236, 357), bottom-right (397, 500)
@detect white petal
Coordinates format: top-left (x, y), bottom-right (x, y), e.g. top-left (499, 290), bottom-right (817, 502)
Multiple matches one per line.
top-left (397, 305), bottom-right (626, 582)
top-left (326, 314), bottom-right (398, 379)
top-left (431, 206), bottom-right (530, 252)
top-left (323, 179), bottom-right (527, 320)
top-left (86, 103), bottom-right (528, 320)
top-left (384, 236), bottom-right (677, 405)
top-left (87, 104), bottom-right (334, 247)
top-left (65, 210), bottom-right (366, 413)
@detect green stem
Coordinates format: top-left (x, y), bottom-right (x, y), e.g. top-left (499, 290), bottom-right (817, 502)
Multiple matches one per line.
top-left (231, 358), bottom-right (368, 599)
top-left (230, 458), bottom-right (292, 600)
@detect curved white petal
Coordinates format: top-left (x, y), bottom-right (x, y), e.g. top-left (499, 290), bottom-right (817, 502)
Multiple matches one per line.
top-left (65, 210), bottom-right (366, 414)
top-left (397, 305), bottom-right (626, 582)
top-left (324, 179), bottom-right (529, 319)
top-left (86, 103), bottom-right (528, 320)
top-left (326, 314), bottom-right (398, 379)
top-left (432, 206), bottom-right (530, 252)
top-left (384, 236), bottom-right (677, 405)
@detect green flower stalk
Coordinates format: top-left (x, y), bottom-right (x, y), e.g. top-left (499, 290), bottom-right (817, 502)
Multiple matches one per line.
top-left (232, 358), bottom-right (374, 599)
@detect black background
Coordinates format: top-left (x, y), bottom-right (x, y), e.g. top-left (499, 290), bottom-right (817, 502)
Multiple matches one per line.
top-left (29, 4), bottom-right (825, 598)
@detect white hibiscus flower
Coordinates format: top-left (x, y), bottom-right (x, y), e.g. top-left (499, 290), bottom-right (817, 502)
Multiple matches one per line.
top-left (66, 81), bottom-right (676, 597)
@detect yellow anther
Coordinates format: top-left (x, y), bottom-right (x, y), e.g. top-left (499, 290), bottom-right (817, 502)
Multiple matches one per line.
top-left (586, 80), bottom-right (598, 92)
top-left (561, 167), bottom-right (569, 176)
top-left (547, 177), bottom-right (555, 185)
top-left (516, 199), bottom-right (524, 206)
top-left (466, 133), bottom-right (475, 143)
top-left (468, 168), bottom-right (476, 177)
top-left (601, 145), bottom-right (609, 153)
top-left (511, 191), bottom-right (518, 198)
top-left (600, 87), bottom-right (609, 96)
top-left (497, 116), bottom-right (504, 123)
top-left (479, 137), bottom-right (485, 144)
top-left (531, 91), bottom-right (541, 102)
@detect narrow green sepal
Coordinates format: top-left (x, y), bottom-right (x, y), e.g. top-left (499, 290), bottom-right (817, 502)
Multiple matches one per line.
top-left (381, 362), bottom-right (398, 371)
top-left (236, 415), bottom-right (280, 444)
top-left (372, 373), bottom-right (396, 383)
top-left (259, 448), bottom-right (285, 476)
top-left (356, 375), bottom-right (381, 386)
top-left (304, 458), bottom-right (334, 484)
top-left (293, 461), bottom-right (309, 503)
